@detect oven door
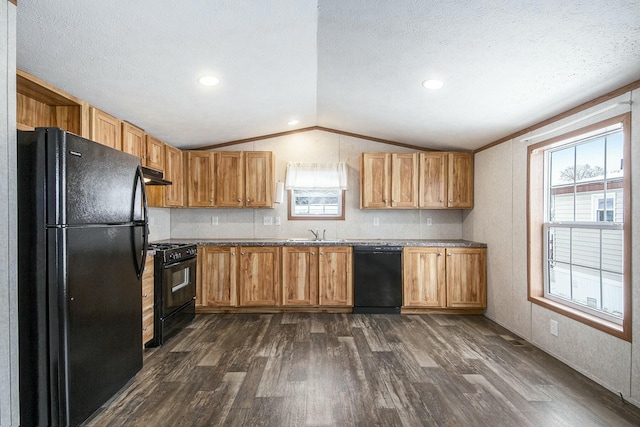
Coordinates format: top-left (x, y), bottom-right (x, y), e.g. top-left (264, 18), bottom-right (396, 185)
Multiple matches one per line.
top-left (161, 257), bottom-right (196, 317)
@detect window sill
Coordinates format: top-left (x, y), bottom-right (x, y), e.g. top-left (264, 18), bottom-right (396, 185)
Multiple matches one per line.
top-left (529, 295), bottom-right (630, 342)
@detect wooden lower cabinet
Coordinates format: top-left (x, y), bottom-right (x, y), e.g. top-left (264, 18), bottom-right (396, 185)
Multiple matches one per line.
top-left (282, 246), bottom-right (353, 307)
top-left (446, 247), bottom-right (486, 308)
top-left (239, 246), bottom-right (281, 306)
top-left (198, 246), bottom-right (237, 307)
top-left (282, 246), bottom-right (318, 306)
top-left (318, 246), bottom-right (353, 306)
top-left (403, 247), bottom-right (486, 310)
top-left (403, 247), bottom-right (446, 307)
top-left (141, 255), bottom-right (154, 347)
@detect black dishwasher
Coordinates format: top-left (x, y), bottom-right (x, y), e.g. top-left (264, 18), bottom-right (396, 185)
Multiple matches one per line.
top-left (353, 246), bottom-right (403, 314)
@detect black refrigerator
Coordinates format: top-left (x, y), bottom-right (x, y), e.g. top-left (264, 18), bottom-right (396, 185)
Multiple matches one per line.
top-left (17, 128), bottom-right (148, 426)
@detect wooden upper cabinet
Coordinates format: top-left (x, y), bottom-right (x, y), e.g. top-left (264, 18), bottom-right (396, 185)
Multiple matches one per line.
top-left (245, 151), bottom-right (274, 208)
top-left (419, 152), bottom-right (447, 208)
top-left (403, 247), bottom-right (446, 307)
top-left (282, 246), bottom-right (318, 306)
top-left (145, 135), bottom-right (165, 172)
top-left (360, 153), bottom-right (391, 208)
top-left (445, 247), bottom-right (486, 308)
top-left (121, 122), bottom-right (145, 161)
top-left (318, 246), bottom-right (353, 306)
top-left (16, 69), bottom-right (89, 137)
top-left (447, 152), bottom-right (474, 209)
top-left (391, 153), bottom-right (419, 208)
top-left (216, 151), bottom-right (275, 208)
top-left (216, 151), bottom-right (244, 207)
top-left (238, 246), bottom-right (281, 306)
top-left (198, 246), bottom-right (237, 307)
top-left (361, 152), bottom-right (418, 209)
top-left (90, 107), bottom-right (122, 150)
top-left (187, 151), bottom-right (216, 207)
top-left (163, 144), bottom-right (184, 207)
top-left (419, 152), bottom-right (474, 209)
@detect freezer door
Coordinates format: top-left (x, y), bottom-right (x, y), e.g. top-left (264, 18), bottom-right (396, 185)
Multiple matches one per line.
top-left (51, 225), bottom-right (143, 426)
top-left (46, 129), bottom-right (144, 226)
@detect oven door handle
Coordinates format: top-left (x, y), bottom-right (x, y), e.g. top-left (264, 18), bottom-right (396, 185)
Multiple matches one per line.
top-left (172, 282), bottom-right (190, 293)
top-left (163, 258), bottom-right (196, 269)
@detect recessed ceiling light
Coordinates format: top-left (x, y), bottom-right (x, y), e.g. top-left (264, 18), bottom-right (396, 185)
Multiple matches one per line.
top-left (422, 79), bottom-right (443, 90)
top-left (288, 119), bottom-right (300, 126)
top-left (198, 75), bottom-right (220, 87)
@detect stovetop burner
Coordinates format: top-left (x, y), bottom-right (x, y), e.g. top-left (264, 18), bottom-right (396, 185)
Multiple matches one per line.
top-left (148, 242), bottom-right (197, 262)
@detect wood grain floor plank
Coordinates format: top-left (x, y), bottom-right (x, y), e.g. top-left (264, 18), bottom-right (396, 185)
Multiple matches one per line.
top-left (85, 314), bottom-right (640, 427)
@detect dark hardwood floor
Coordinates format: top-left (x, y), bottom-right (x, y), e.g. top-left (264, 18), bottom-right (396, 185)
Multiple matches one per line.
top-left (86, 313), bottom-right (640, 426)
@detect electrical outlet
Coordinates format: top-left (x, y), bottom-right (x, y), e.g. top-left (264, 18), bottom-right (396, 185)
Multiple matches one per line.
top-left (373, 217), bottom-right (380, 227)
top-left (426, 217), bottom-right (432, 226)
top-left (263, 216), bottom-right (273, 226)
top-left (211, 216), bottom-right (218, 225)
top-left (550, 319), bottom-right (559, 336)
top-left (274, 217), bottom-right (281, 226)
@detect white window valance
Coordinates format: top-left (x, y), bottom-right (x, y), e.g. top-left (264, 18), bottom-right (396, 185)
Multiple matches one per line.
top-left (285, 162), bottom-right (348, 190)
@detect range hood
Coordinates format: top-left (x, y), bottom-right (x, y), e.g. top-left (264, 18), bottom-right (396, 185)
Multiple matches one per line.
top-left (141, 166), bottom-right (172, 186)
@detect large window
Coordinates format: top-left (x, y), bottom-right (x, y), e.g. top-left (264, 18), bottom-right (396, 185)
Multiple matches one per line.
top-left (528, 113), bottom-right (631, 340)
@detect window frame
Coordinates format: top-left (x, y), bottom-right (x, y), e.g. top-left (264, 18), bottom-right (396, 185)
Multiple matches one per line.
top-left (287, 189), bottom-right (346, 221)
top-left (527, 113), bottom-right (632, 341)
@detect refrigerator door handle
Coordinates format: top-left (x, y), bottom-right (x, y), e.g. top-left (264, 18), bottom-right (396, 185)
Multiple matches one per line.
top-left (133, 165), bottom-right (148, 278)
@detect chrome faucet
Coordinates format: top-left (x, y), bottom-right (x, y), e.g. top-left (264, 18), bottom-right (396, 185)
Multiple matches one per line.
top-left (309, 229), bottom-right (319, 240)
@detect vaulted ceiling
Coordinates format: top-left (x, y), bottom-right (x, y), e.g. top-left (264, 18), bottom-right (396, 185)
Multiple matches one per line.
top-left (16, 1), bottom-right (640, 151)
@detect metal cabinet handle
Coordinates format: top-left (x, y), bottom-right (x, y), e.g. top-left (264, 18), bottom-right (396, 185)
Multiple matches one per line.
top-left (447, 253), bottom-right (452, 256)
top-left (437, 253), bottom-right (442, 256)
top-left (237, 198), bottom-right (242, 202)
top-left (449, 200), bottom-right (453, 203)
top-left (143, 293), bottom-right (148, 297)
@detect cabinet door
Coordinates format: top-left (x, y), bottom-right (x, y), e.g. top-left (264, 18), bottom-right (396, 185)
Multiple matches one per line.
top-left (164, 144), bottom-right (184, 207)
top-left (141, 255), bottom-right (155, 346)
top-left (361, 153), bottom-right (390, 208)
top-left (445, 248), bottom-right (486, 308)
top-left (447, 152), bottom-right (474, 209)
top-left (318, 246), bottom-right (353, 306)
top-left (238, 247), bottom-right (280, 306)
top-left (419, 152), bottom-right (447, 208)
top-left (145, 135), bottom-right (165, 172)
top-left (403, 247), bottom-right (446, 307)
top-left (245, 151), bottom-right (274, 208)
top-left (282, 246), bottom-right (318, 306)
top-left (216, 151), bottom-right (244, 207)
top-left (90, 107), bottom-right (121, 150)
top-left (391, 153), bottom-right (419, 208)
top-left (199, 246), bottom-right (237, 307)
top-left (187, 151), bottom-right (216, 207)
top-left (121, 122), bottom-right (145, 161)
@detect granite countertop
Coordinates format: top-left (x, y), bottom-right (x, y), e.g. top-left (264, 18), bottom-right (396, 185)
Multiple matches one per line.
top-left (151, 238), bottom-right (487, 248)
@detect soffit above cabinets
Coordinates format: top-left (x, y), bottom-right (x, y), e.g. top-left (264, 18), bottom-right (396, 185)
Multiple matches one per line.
top-left (16, 0), bottom-right (640, 151)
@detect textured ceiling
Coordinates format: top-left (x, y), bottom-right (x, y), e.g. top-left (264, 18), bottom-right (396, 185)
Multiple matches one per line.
top-left (16, 1), bottom-right (640, 151)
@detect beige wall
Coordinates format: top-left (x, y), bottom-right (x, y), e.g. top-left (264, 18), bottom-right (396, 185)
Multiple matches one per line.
top-left (1, 1), bottom-right (18, 425)
top-left (167, 130), bottom-right (465, 241)
top-left (463, 92), bottom-right (639, 404)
